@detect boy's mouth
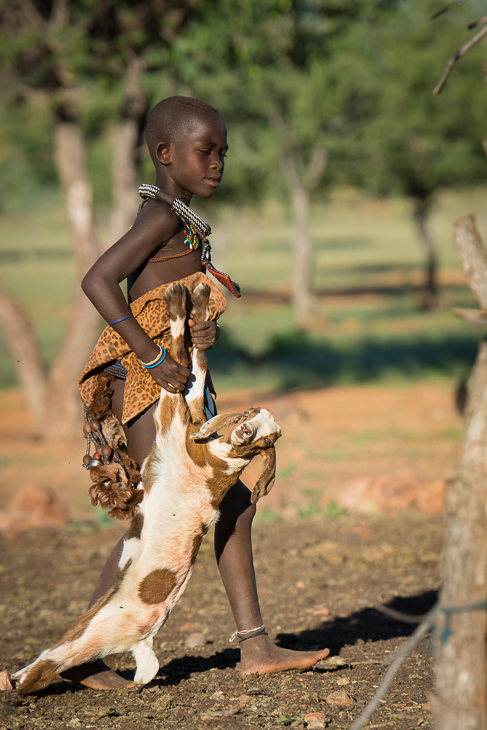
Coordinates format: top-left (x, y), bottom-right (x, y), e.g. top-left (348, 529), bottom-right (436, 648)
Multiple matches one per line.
top-left (205, 177), bottom-right (220, 188)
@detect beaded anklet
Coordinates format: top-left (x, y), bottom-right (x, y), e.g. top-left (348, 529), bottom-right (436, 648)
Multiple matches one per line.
top-left (229, 624), bottom-right (267, 643)
top-left (138, 184), bottom-right (241, 298)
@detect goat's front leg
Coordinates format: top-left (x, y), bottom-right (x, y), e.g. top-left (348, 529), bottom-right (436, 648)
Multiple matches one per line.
top-left (186, 283), bottom-right (210, 425)
top-left (132, 637), bottom-right (159, 685)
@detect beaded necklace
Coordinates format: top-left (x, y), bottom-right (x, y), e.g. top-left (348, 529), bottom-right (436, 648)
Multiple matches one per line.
top-left (138, 184), bottom-right (240, 298)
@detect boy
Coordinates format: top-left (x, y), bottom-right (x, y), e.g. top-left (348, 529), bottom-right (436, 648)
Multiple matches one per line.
top-left (69, 96), bottom-right (329, 689)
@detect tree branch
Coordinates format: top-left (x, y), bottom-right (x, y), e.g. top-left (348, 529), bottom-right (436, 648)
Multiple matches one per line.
top-left (468, 15), bottom-right (487, 30)
top-left (0, 283), bottom-right (47, 431)
top-left (430, 1), bottom-right (468, 21)
top-left (303, 144), bottom-right (328, 192)
top-left (433, 24), bottom-right (487, 95)
top-left (51, 0), bottom-right (69, 29)
top-left (16, 0), bottom-right (47, 29)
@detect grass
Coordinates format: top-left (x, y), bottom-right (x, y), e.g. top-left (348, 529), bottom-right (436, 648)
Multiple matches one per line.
top-left (0, 186), bottom-right (485, 391)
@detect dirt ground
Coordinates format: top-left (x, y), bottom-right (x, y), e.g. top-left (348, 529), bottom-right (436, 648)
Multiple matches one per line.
top-left (0, 381), bottom-right (462, 729)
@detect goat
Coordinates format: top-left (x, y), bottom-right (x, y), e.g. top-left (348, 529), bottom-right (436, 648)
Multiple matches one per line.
top-left (12, 281), bottom-right (281, 695)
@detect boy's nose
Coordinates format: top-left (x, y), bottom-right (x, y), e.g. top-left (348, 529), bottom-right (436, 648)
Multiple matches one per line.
top-left (211, 154), bottom-right (223, 170)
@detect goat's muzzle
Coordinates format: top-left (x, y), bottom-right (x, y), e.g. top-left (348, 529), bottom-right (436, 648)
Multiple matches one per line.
top-left (232, 421), bottom-right (255, 444)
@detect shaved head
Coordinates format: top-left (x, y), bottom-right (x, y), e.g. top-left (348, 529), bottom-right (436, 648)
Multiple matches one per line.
top-left (145, 96), bottom-right (222, 163)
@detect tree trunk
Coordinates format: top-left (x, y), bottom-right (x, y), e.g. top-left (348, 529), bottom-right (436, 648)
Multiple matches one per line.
top-left (434, 215), bottom-right (487, 729)
top-left (290, 182), bottom-right (314, 325)
top-left (280, 146), bottom-right (314, 325)
top-left (41, 119), bottom-right (103, 437)
top-left (267, 110), bottom-right (319, 326)
top-left (103, 118), bottom-right (142, 248)
top-left (104, 57), bottom-right (146, 250)
top-left (412, 197), bottom-right (438, 309)
top-left (54, 120), bottom-right (99, 274)
top-left (0, 78), bottom-right (145, 438)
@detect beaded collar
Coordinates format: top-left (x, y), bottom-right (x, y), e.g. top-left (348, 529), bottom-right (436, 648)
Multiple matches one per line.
top-left (138, 184), bottom-right (240, 298)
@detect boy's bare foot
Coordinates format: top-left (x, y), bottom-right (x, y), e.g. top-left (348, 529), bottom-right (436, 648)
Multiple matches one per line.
top-left (60, 660), bottom-right (136, 690)
top-left (0, 670), bottom-right (13, 690)
top-left (240, 634), bottom-right (330, 676)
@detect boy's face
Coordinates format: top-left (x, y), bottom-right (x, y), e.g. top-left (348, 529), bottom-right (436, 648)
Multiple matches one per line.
top-left (159, 113), bottom-right (228, 200)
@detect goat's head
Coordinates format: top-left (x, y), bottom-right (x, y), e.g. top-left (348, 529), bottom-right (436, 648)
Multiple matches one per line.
top-left (190, 408), bottom-right (281, 503)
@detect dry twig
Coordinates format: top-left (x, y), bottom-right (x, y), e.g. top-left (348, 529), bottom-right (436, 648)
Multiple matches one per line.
top-left (433, 23), bottom-right (487, 94)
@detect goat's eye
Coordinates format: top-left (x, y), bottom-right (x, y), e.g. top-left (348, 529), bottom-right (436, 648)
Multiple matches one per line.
top-left (264, 438), bottom-right (271, 446)
top-left (244, 411), bottom-right (250, 417)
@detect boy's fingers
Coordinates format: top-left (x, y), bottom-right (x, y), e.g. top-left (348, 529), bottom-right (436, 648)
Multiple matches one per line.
top-left (175, 364), bottom-right (190, 377)
top-left (190, 321), bottom-right (212, 332)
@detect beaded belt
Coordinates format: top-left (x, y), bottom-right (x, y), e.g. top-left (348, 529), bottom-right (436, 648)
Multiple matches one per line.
top-left (104, 362), bottom-right (127, 380)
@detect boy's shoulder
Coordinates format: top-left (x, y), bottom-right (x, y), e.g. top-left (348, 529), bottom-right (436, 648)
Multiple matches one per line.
top-left (133, 199), bottom-right (182, 243)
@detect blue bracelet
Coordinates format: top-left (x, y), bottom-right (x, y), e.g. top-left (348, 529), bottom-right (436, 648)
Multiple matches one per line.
top-left (108, 314), bottom-right (133, 326)
top-left (144, 348), bottom-right (167, 369)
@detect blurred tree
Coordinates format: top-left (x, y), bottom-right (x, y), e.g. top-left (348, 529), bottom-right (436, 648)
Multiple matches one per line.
top-left (169, 0), bottom-right (487, 317)
top-left (342, 1), bottom-right (487, 307)
top-left (171, 0), bottom-right (368, 325)
top-left (0, 0), bottom-right (190, 437)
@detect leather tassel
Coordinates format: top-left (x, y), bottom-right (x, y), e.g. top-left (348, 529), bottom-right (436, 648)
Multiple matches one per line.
top-left (203, 261), bottom-right (241, 298)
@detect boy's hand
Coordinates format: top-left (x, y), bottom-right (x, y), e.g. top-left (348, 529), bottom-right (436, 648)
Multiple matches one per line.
top-left (149, 353), bottom-right (190, 393)
top-left (188, 319), bottom-right (219, 351)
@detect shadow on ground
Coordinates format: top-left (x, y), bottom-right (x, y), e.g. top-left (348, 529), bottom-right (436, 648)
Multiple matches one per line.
top-left (211, 326), bottom-right (478, 389)
top-left (155, 590), bottom-right (438, 683)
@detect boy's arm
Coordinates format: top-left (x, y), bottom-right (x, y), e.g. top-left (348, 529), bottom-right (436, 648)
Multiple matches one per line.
top-left (81, 202), bottom-right (190, 390)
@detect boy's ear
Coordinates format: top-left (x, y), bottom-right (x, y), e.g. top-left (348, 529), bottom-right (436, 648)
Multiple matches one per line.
top-left (155, 142), bottom-right (171, 166)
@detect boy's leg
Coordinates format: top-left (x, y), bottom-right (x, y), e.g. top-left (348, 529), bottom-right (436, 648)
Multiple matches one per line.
top-left (215, 481), bottom-right (330, 675)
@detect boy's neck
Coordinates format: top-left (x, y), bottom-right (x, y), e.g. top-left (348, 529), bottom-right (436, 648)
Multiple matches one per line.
top-left (154, 173), bottom-right (192, 206)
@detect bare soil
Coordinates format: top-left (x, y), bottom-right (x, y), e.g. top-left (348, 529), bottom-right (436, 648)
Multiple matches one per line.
top-left (0, 381), bottom-right (461, 729)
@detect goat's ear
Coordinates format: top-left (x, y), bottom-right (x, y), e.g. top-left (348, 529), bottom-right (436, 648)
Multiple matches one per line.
top-left (190, 414), bottom-right (232, 440)
top-left (251, 446), bottom-right (276, 504)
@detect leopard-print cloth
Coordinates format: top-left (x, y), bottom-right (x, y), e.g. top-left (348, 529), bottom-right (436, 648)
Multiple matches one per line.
top-left (78, 272), bottom-right (227, 424)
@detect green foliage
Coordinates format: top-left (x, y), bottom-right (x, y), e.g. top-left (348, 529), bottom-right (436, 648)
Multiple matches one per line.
top-left (329, 1), bottom-right (487, 199)
top-left (324, 501), bottom-right (347, 519)
top-left (0, 101), bottom-right (58, 210)
top-left (1, 0), bottom-right (487, 209)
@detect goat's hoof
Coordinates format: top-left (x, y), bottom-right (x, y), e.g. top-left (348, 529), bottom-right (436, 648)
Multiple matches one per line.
top-left (191, 283), bottom-right (211, 323)
top-left (165, 283), bottom-right (188, 317)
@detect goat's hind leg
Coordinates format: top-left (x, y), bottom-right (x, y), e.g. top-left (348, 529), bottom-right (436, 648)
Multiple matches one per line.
top-left (165, 282), bottom-right (189, 368)
top-left (186, 283), bottom-right (211, 424)
top-left (154, 283), bottom-right (190, 430)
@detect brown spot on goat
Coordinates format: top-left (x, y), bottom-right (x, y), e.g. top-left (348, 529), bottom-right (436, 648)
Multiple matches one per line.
top-left (190, 524), bottom-right (209, 565)
top-left (138, 568), bottom-right (177, 605)
top-left (16, 659), bottom-right (58, 696)
top-left (126, 512), bottom-right (144, 540)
